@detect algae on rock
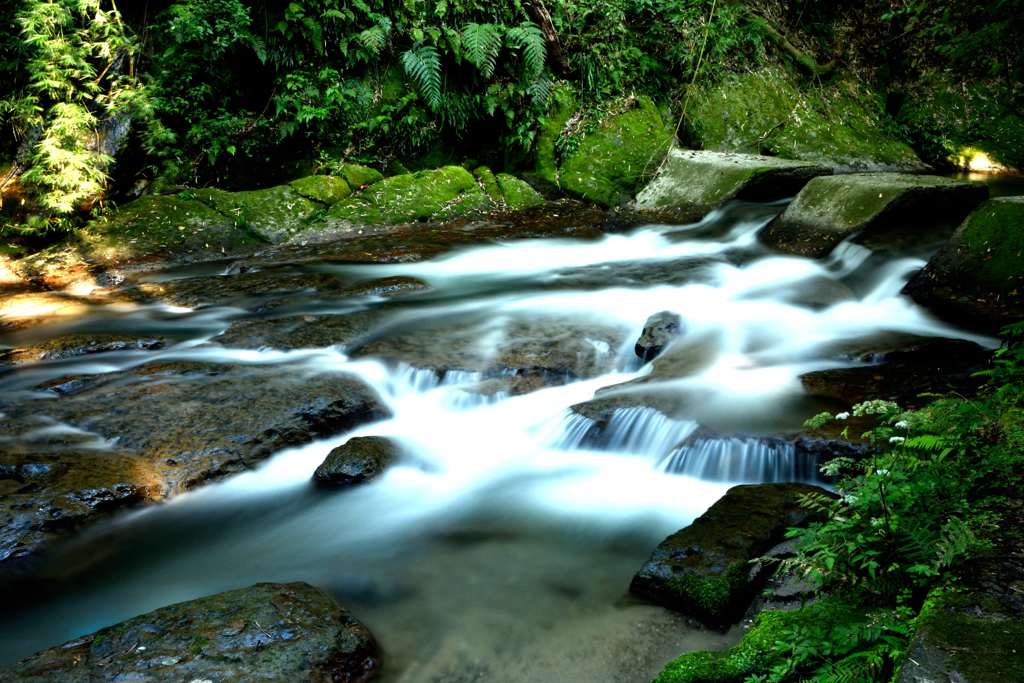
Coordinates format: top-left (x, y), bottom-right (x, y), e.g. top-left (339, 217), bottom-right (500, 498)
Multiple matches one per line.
top-left (195, 185), bottom-right (321, 244)
top-left (289, 175), bottom-right (352, 204)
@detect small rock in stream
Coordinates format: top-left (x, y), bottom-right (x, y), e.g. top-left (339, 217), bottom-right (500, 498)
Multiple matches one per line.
top-left (313, 436), bottom-right (399, 487)
top-left (634, 311), bottom-right (683, 362)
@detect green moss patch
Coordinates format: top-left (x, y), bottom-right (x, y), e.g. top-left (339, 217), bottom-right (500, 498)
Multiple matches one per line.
top-left (495, 173), bottom-right (543, 210)
top-left (195, 185), bottom-right (321, 244)
top-left (289, 175), bottom-right (351, 204)
top-left (689, 67), bottom-right (921, 170)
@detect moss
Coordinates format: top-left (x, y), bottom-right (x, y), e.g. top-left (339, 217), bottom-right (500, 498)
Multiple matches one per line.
top-left (559, 95), bottom-right (674, 206)
top-left (327, 166), bottom-right (489, 225)
top-left (195, 185), bottom-right (321, 244)
top-left (77, 194), bottom-right (262, 263)
top-left (533, 86), bottom-right (578, 184)
top-left (495, 173), bottom-right (543, 210)
top-left (689, 67), bottom-right (921, 169)
top-left (473, 166), bottom-right (503, 204)
top-left (337, 163), bottom-right (384, 189)
top-left (944, 197), bottom-right (1024, 286)
top-left (289, 175), bottom-right (351, 204)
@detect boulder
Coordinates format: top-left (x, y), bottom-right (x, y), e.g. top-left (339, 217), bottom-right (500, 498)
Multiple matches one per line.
top-left (635, 149), bottom-right (831, 218)
top-left (0, 363), bottom-right (389, 564)
top-left (635, 311), bottom-right (683, 362)
top-left (196, 185), bottom-right (322, 244)
top-left (903, 196), bottom-right (1024, 329)
top-left (289, 174), bottom-right (352, 204)
top-left (1, 582), bottom-right (380, 682)
top-left (537, 94), bottom-right (674, 207)
top-left (629, 483), bottom-right (831, 629)
top-left (687, 66), bottom-right (923, 170)
top-left (336, 162), bottom-right (384, 190)
top-left (313, 436), bottom-right (399, 486)
top-left (761, 173), bottom-right (989, 258)
top-left (495, 173), bottom-right (544, 210)
top-left (799, 337), bottom-right (991, 408)
top-left (327, 166), bottom-right (491, 225)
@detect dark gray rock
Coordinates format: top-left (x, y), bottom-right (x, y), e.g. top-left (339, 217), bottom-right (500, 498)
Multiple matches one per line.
top-left (1, 582), bottom-right (381, 682)
top-left (313, 436), bottom-right (399, 486)
top-left (635, 311), bottom-right (683, 362)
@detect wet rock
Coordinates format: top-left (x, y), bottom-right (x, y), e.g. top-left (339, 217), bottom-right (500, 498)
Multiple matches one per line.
top-left (761, 174), bottom-right (988, 258)
top-left (289, 174), bottom-right (352, 204)
top-left (799, 337), bottom-right (991, 408)
top-left (903, 196), bottom-right (1024, 330)
top-left (635, 149), bottom-right (831, 218)
top-left (313, 436), bottom-right (399, 486)
top-left (1, 363), bottom-right (389, 564)
top-left (630, 483), bottom-right (831, 629)
top-left (334, 162), bottom-right (385, 189)
top-left (635, 311), bottom-right (683, 362)
top-left (1, 582), bottom-right (381, 682)
top-left (215, 309), bottom-right (390, 350)
top-left (535, 94), bottom-right (673, 207)
top-left (495, 172), bottom-right (544, 210)
top-left (0, 446), bottom-right (163, 567)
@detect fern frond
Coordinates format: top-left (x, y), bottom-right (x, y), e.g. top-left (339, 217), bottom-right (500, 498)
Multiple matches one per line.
top-left (357, 25), bottom-right (387, 55)
top-left (526, 77), bottom-right (552, 104)
top-left (505, 22), bottom-right (546, 80)
top-left (401, 44), bottom-right (442, 110)
top-left (461, 22), bottom-right (502, 78)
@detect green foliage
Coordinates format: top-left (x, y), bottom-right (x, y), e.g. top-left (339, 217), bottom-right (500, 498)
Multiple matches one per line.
top-left (401, 44), bottom-right (443, 110)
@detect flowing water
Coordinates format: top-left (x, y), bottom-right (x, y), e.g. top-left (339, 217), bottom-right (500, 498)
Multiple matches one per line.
top-left (0, 200), bottom-right (996, 681)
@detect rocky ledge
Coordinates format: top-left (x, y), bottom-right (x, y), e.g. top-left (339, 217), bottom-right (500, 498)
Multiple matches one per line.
top-left (1, 582), bottom-right (381, 682)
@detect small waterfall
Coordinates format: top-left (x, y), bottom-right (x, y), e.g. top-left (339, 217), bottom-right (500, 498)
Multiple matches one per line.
top-left (551, 407), bottom-right (697, 459)
top-left (659, 435), bottom-right (822, 483)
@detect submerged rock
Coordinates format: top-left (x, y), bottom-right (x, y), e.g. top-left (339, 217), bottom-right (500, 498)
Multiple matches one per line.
top-left (536, 94), bottom-right (674, 207)
top-left (313, 436), bottom-right (399, 487)
top-left (1, 582), bottom-right (380, 682)
top-left (635, 149), bottom-right (831, 218)
top-left (629, 483), bottom-right (830, 629)
top-left (903, 196), bottom-right (1024, 329)
top-left (760, 173), bottom-right (988, 258)
top-left (634, 311), bottom-right (683, 362)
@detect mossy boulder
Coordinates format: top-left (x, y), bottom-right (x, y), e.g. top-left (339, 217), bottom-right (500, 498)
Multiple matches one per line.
top-left (533, 86), bottom-right (578, 185)
top-left (2, 582), bottom-right (380, 682)
top-left (760, 173), bottom-right (989, 258)
top-left (903, 196), bottom-right (1024, 329)
top-left (337, 162), bottom-right (385, 189)
top-left (495, 173), bottom-right (543, 210)
top-left (313, 436), bottom-right (399, 487)
top-left (327, 165), bottom-right (490, 225)
top-left (289, 174), bottom-right (352, 204)
top-left (196, 185), bottom-right (321, 244)
top-left (688, 67), bottom-right (923, 170)
top-left (635, 148), bottom-right (831, 217)
top-left (541, 95), bottom-right (674, 207)
top-left (474, 166), bottom-right (503, 203)
top-left (630, 483), bottom-right (830, 629)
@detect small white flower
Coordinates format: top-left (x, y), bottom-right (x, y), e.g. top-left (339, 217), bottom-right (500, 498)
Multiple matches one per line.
top-left (876, 468), bottom-right (890, 477)
top-left (836, 412), bottom-right (850, 420)
top-left (843, 493), bottom-right (858, 505)
top-left (895, 420), bottom-right (909, 430)
top-left (889, 436), bottom-right (906, 444)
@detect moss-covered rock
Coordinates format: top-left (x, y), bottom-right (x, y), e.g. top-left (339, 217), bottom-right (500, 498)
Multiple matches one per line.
top-left (495, 173), bottom-right (543, 210)
top-left (289, 174), bottom-right (351, 204)
top-left (636, 148), bottom-right (831, 217)
top-left (474, 166), bottom-right (503, 203)
top-left (327, 165), bottom-right (490, 225)
top-left (630, 483), bottom-right (830, 629)
top-left (337, 162), bottom-right (385, 189)
top-left (903, 196), bottom-right (1024, 329)
top-left (547, 95), bottom-right (674, 207)
top-left (2, 582), bottom-right (380, 682)
top-left (196, 185), bottom-right (321, 244)
top-left (533, 86), bottom-right (578, 185)
top-left (688, 67), bottom-right (923, 170)
top-left (760, 173), bottom-right (988, 258)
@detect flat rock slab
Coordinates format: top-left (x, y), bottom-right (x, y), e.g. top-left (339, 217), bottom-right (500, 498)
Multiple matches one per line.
top-left (761, 173), bottom-right (988, 257)
top-left (904, 196), bottom-right (1024, 330)
top-left (630, 483), bottom-right (830, 629)
top-left (2, 582), bottom-right (381, 682)
top-left (635, 149), bottom-right (831, 216)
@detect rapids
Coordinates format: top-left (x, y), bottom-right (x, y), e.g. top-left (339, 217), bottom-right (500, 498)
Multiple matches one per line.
top-left (0, 199), bottom-right (996, 681)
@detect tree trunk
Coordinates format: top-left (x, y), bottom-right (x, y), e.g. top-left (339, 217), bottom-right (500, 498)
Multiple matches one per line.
top-left (525, 0), bottom-right (572, 77)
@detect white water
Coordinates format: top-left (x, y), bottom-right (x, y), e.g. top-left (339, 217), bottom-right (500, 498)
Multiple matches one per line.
top-left (0, 200), bottom-right (998, 679)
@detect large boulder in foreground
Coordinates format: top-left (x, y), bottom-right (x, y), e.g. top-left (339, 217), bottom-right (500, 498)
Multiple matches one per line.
top-left (630, 483), bottom-right (829, 629)
top-left (536, 93), bottom-right (674, 207)
top-left (903, 196), bottom-right (1024, 329)
top-left (2, 582), bottom-right (380, 682)
top-left (635, 149), bottom-right (831, 218)
top-left (760, 173), bottom-right (988, 257)
top-left (313, 436), bottom-right (399, 487)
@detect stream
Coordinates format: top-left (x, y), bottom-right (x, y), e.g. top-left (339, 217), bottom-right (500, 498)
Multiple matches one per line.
top-left (0, 199), bottom-right (996, 681)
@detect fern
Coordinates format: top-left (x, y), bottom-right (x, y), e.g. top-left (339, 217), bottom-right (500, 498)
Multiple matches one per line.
top-left (357, 25), bottom-right (388, 56)
top-left (461, 22), bottom-right (502, 78)
top-left (505, 22), bottom-right (546, 80)
top-left (401, 44), bottom-right (442, 110)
